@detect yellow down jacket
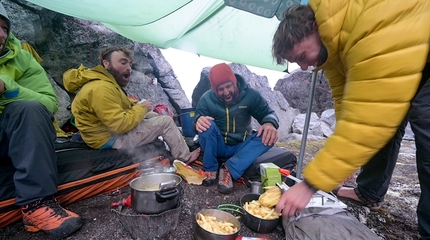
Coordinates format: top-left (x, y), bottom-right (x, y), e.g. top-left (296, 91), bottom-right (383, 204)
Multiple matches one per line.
top-left (63, 65), bottom-right (148, 149)
top-left (303, 0), bottom-right (430, 192)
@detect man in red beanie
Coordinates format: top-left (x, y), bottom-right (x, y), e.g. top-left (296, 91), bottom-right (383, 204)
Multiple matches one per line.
top-left (194, 63), bottom-right (279, 194)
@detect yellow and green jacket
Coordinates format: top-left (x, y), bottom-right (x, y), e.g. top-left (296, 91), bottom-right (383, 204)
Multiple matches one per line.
top-left (303, 0), bottom-right (430, 192)
top-left (0, 34), bottom-right (58, 114)
top-left (63, 65), bottom-right (148, 149)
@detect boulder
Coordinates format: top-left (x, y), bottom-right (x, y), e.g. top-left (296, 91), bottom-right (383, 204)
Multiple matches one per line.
top-left (274, 69), bottom-right (333, 116)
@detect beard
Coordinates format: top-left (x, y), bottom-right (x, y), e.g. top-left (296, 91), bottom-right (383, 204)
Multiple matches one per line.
top-left (220, 87), bottom-right (239, 105)
top-left (110, 67), bottom-right (129, 88)
top-left (0, 40), bottom-right (5, 55)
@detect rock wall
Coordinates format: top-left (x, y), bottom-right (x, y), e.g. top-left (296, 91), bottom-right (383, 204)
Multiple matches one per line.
top-left (3, 0), bottom-right (300, 140)
top-left (5, 0), bottom-right (412, 142)
top-left (2, 0), bottom-right (191, 127)
top-left (274, 69), bottom-right (333, 116)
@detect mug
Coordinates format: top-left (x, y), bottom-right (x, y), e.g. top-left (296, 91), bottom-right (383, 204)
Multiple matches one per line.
top-left (250, 181), bottom-right (262, 194)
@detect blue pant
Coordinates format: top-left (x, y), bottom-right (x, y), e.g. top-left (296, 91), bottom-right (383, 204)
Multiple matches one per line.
top-left (198, 121), bottom-right (273, 180)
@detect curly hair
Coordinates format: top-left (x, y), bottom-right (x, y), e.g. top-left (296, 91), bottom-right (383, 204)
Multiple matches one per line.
top-left (272, 5), bottom-right (316, 65)
top-left (99, 46), bottom-right (133, 66)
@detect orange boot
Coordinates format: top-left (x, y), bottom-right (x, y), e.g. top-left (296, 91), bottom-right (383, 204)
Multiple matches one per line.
top-left (21, 197), bottom-right (82, 239)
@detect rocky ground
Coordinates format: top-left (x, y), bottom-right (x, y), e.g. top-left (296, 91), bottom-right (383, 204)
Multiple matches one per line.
top-left (0, 140), bottom-right (420, 240)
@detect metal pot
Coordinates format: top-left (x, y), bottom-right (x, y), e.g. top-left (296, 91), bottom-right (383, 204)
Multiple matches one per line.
top-left (193, 209), bottom-right (240, 240)
top-left (240, 193), bottom-right (280, 233)
top-left (130, 173), bottom-right (182, 214)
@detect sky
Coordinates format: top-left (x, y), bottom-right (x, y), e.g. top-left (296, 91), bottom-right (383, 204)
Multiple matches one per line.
top-left (160, 48), bottom-right (299, 102)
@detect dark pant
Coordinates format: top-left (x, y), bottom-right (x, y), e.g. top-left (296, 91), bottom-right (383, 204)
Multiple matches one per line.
top-left (198, 121), bottom-right (273, 180)
top-left (410, 63), bottom-right (430, 238)
top-left (0, 101), bottom-right (58, 205)
top-left (356, 63), bottom-right (430, 238)
top-left (356, 118), bottom-right (407, 202)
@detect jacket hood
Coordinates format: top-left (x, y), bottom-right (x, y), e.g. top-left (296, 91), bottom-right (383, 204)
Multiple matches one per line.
top-left (63, 64), bottom-right (118, 92)
top-left (0, 33), bottom-right (20, 64)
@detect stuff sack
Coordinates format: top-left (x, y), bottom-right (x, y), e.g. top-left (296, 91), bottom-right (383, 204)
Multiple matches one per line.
top-left (242, 147), bottom-right (297, 182)
top-left (283, 207), bottom-right (380, 240)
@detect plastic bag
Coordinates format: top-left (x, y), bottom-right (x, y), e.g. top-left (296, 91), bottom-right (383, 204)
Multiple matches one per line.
top-left (153, 103), bottom-right (173, 118)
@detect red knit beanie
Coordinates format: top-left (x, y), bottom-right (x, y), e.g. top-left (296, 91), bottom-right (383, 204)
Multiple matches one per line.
top-left (209, 63), bottom-right (237, 92)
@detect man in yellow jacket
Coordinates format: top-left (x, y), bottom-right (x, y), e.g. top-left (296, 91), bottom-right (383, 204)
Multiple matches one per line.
top-left (63, 46), bottom-right (200, 163)
top-left (272, 0), bottom-right (430, 238)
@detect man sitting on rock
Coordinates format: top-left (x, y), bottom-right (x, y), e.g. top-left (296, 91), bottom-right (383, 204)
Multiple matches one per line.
top-left (194, 63), bottom-right (279, 194)
top-left (63, 46), bottom-right (200, 163)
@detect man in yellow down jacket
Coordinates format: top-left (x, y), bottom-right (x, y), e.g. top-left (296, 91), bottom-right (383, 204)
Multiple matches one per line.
top-left (63, 46), bottom-right (200, 163)
top-left (272, 0), bottom-right (430, 238)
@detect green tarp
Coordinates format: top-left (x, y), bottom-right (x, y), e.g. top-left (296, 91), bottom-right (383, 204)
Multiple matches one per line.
top-left (25, 0), bottom-right (307, 72)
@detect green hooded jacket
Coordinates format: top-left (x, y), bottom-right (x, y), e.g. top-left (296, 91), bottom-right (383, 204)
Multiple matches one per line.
top-left (0, 33), bottom-right (58, 114)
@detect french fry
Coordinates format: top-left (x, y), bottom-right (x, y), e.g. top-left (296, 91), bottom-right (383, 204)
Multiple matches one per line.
top-left (197, 213), bottom-right (206, 223)
top-left (263, 208), bottom-right (275, 219)
top-left (243, 199), bottom-right (281, 220)
top-left (196, 214), bottom-right (238, 234)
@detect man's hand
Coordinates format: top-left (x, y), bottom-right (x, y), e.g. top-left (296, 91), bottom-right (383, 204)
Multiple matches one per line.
top-left (137, 100), bottom-right (152, 111)
top-left (195, 116), bottom-right (214, 133)
top-left (275, 182), bottom-right (314, 218)
top-left (257, 122), bottom-right (278, 146)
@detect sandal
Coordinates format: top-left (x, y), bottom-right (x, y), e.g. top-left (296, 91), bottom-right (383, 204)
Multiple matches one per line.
top-left (331, 184), bottom-right (355, 196)
top-left (332, 186), bottom-right (382, 212)
top-left (353, 188), bottom-right (383, 211)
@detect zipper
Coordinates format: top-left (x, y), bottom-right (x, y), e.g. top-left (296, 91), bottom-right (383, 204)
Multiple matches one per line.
top-left (233, 117), bottom-right (236, 132)
top-left (224, 106), bottom-right (229, 142)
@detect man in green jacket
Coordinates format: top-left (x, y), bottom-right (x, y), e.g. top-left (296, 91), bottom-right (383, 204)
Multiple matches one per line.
top-left (194, 63), bottom-right (279, 194)
top-left (0, 2), bottom-right (81, 239)
top-left (272, 1), bottom-right (429, 238)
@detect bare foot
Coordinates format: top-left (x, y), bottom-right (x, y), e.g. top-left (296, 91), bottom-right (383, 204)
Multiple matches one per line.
top-left (337, 187), bottom-right (382, 211)
top-left (185, 147), bottom-right (201, 165)
top-left (337, 187), bottom-right (360, 202)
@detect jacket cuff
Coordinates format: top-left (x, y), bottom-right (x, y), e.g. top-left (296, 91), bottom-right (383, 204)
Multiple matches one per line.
top-left (303, 179), bottom-right (318, 193)
top-left (3, 88), bottom-right (19, 98)
top-left (264, 120), bottom-right (278, 129)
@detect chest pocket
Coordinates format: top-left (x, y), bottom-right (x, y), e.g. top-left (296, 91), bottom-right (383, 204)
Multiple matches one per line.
top-left (230, 106), bottom-right (249, 132)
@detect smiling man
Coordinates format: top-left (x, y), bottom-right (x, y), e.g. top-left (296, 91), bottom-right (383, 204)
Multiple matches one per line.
top-left (63, 46), bottom-right (200, 163)
top-left (272, 1), bottom-right (429, 238)
top-left (194, 63), bottom-right (279, 194)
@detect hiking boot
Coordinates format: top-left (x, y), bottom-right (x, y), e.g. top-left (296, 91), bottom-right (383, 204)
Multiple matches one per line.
top-left (202, 171), bottom-right (217, 186)
top-left (21, 197), bottom-right (82, 239)
top-left (218, 164), bottom-right (233, 194)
